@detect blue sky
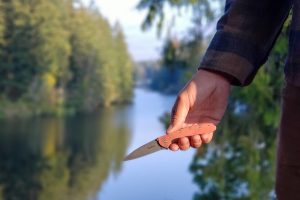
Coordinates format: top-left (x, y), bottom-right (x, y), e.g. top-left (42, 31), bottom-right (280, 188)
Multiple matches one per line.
top-left (95, 0), bottom-right (193, 62)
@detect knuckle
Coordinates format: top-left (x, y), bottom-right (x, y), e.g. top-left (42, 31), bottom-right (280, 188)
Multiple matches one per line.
top-left (171, 108), bottom-right (179, 123)
top-left (177, 92), bottom-right (187, 102)
top-left (178, 92), bottom-right (184, 100)
top-left (171, 114), bottom-right (178, 121)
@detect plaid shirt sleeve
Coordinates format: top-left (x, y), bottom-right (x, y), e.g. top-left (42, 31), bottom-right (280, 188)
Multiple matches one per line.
top-left (198, 0), bottom-right (292, 86)
top-left (286, 2), bottom-right (300, 86)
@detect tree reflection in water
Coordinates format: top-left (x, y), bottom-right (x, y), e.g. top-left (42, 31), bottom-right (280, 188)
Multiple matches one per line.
top-left (190, 68), bottom-right (283, 200)
top-left (0, 107), bottom-right (130, 200)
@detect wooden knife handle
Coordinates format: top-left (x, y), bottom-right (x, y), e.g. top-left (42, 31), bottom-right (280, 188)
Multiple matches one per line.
top-left (157, 123), bottom-right (216, 149)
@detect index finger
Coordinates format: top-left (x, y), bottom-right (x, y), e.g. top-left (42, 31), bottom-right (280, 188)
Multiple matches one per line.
top-left (167, 92), bottom-right (190, 134)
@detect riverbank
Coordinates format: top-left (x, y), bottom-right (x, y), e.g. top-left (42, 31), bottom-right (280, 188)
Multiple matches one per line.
top-left (0, 96), bottom-right (132, 119)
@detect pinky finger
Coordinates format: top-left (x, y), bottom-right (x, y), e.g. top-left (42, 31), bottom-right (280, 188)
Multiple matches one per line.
top-left (200, 132), bottom-right (214, 144)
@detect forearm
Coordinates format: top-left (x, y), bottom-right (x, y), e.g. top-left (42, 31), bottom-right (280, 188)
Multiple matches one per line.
top-left (199, 0), bottom-right (292, 86)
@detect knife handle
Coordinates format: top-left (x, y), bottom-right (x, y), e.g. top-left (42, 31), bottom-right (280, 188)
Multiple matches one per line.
top-left (157, 123), bottom-right (216, 149)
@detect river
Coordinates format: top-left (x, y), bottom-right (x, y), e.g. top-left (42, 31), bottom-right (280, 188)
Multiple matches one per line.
top-left (98, 88), bottom-right (197, 200)
top-left (0, 88), bottom-right (277, 200)
top-left (0, 88), bottom-right (198, 200)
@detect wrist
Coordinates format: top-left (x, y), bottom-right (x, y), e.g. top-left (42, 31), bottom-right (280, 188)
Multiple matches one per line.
top-left (197, 69), bottom-right (232, 86)
top-left (198, 69), bottom-right (235, 85)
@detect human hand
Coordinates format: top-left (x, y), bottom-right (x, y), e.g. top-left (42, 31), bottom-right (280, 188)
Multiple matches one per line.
top-left (167, 69), bottom-right (231, 151)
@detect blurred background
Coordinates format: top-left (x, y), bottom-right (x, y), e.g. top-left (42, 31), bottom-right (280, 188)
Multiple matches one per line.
top-left (0, 0), bottom-right (290, 199)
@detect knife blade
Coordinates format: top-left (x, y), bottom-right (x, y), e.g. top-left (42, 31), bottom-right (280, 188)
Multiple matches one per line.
top-left (124, 123), bottom-right (216, 161)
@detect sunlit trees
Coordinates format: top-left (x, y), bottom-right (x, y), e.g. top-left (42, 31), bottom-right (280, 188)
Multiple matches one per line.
top-left (113, 23), bottom-right (134, 103)
top-left (67, 8), bottom-right (110, 111)
top-left (67, 8), bottom-right (133, 111)
top-left (0, 0), bottom-right (71, 115)
top-left (27, 0), bottom-right (72, 113)
top-left (0, 0), bottom-right (133, 117)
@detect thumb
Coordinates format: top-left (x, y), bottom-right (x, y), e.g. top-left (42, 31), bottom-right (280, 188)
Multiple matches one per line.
top-left (167, 93), bottom-right (190, 134)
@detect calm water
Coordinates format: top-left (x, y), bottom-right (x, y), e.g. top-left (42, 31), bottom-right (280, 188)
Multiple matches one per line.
top-left (0, 88), bottom-right (277, 200)
top-left (0, 88), bottom-right (198, 200)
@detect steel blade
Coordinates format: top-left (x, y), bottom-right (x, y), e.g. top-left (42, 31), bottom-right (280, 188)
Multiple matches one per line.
top-left (124, 140), bottom-right (165, 161)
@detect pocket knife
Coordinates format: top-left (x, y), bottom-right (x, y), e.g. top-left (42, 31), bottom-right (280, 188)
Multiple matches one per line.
top-left (124, 123), bottom-right (216, 161)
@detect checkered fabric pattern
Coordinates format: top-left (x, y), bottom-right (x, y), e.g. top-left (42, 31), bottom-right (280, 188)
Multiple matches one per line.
top-left (199, 0), bottom-right (300, 86)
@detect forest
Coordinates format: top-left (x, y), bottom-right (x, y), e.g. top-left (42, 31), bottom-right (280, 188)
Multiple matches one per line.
top-left (0, 0), bottom-right (293, 198)
top-left (139, 0), bottom-right (290, 199)
top-left (0, 0), bottom-right (133, 118)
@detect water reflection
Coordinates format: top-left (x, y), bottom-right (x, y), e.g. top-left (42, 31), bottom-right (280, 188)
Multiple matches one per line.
top-left (0, 107), bottom-right (130, 200)
top-left (190, 113), bottom-right (277, 200)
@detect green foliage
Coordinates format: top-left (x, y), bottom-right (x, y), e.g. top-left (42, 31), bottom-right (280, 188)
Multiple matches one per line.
top-left (189, 18), bottom-right (290, 200)
top-left (67, 10), bottom-right (133, 111)
top-left (113, 23), bottom-right (134, 103)
top-left (140, 0), bottom-right (212, 94)
top-left (149, 35), bottom-right (206, 94)
top-left (0, 0), bottom-right (70, 115)
top-left (152, 1), bottom-right (291, 198)
top-left (137, 0), bottom-right (219, 33)
top-left (158, 26), bottom-right (287, 196)
top-left (68, 8), bottom-right (111, 110)
top-left (0, 1), bottom-right (133, 118)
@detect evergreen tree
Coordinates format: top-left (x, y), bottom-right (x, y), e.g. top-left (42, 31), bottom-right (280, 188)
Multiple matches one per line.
top-left (0, 0), bottom-right (71, 114)
top-left (0, 0), bottom-right (38, 100)
top-left (113, 23), bottom-right (133, 102)
top-left (0, 1), bottom-right (133, 117)
top-left (67, 8), bottom-right (133, 111)
top-left (26, 0), bottom-right (72, 113)
top-left (67, 8), bottom-right (114, 110)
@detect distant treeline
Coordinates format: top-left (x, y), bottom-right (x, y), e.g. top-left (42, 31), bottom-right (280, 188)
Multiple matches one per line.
top-left (0, 0), bottom-right (133, 118)
top-left (137, 37), bottom-right (205, 94)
